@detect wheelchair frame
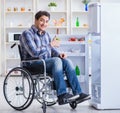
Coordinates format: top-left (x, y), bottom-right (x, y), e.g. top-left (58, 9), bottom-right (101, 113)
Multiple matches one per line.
top-left (3, 43), bottom-right (77, 113)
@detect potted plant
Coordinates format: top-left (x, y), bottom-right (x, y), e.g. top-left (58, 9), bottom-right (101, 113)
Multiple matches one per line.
top-left (82, 0), bottom-right (90, 11)
top-left (48, 2), bottom-right (57, 11)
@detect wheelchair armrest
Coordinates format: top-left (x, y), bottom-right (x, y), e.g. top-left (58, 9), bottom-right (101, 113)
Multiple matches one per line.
top-left (21, 57), bottom-right (39, 62)
top-left (25, 57), bottom-right (39, 60)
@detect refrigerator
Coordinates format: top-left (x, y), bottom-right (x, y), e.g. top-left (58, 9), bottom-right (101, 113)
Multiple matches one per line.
top-left (88, 2), bottom-right (120, 109)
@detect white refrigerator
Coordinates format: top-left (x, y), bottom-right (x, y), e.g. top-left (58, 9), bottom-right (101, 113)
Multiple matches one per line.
top-left (88, 2), bottom-right (120, 109)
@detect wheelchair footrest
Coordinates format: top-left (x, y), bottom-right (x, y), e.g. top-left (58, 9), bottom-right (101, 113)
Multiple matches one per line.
top-left (58, 98), bottom-right (76, 105)
top-left (76, 97), bottom-right (91, 104)
top-left (58, 95), bottom-right (79, 105)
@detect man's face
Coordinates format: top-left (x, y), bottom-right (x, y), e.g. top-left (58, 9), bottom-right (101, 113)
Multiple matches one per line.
top-left (35, 15), bottom-right (49, 31)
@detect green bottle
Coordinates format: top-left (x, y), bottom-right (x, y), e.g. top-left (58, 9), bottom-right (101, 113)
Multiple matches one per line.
top-left (75, 65), bottom-right (80, 76)
top-left (76, 17), bottom-right (80, 27)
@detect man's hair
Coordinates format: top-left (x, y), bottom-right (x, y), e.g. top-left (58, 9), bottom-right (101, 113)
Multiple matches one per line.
top-left (35, 11), bottom-right (50, 20)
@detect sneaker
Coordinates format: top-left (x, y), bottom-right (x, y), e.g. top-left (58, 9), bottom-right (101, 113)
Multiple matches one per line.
top-left (58, 93), bottom-right (79, 105)
top-left (76, 93), bottom-right (91, 103)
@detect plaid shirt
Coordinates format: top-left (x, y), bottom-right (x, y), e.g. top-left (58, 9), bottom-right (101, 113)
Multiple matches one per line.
top-left (19, 25), bottom-right (60, 65)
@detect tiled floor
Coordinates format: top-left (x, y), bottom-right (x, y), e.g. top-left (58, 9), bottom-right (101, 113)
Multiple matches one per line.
top-left (0, 77), bottom-right (120, 113)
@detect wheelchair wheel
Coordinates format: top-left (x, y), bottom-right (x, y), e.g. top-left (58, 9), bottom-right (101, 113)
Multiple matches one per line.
top-left (3, 67), bottom-right (34, 110)
top-left (35, 77), bottom-right (57, 106)
top-left (69, 101), bottom-right (77, 109)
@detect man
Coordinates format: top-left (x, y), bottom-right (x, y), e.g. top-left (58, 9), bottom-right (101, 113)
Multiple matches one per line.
top-left (20, 10), bottom-right (90, 105)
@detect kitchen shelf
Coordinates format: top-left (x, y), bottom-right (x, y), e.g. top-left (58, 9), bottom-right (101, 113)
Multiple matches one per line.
top-left (71, 11), bottom-right (88, 13)
top-left (61, 41), bottom-right (85, 45)
top-left (48, 26), bottom-right (67, 29)
top-left (72, 26), bottom-right (89, 29)
top-left (5, 11), bottom-right (34, 13)
top-left (49, 11), bottom-right (67, 13)
top-left (6, 26), bottom-right (30, 29)
top-left (3, 0), bottom-right (35, 75)
top-left (6, 58), bottom-right (20, 60)
top-left (65, 52), bottom-right (85, 56)
top-left (71, 0), bottom-right (88, 35)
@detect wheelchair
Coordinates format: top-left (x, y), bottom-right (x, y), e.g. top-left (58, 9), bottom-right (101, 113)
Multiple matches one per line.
top-left (3, 43), bottom-right (78, 113)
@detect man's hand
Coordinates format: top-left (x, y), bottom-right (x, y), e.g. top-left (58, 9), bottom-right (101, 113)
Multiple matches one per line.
top-left (59, 53), bottom-right (67, 59)
top-left (50, 37), bottom-right (60, 47)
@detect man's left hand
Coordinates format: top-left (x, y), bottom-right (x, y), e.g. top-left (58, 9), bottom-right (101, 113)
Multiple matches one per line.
top-left (59, 53), bottom-right (67, 59)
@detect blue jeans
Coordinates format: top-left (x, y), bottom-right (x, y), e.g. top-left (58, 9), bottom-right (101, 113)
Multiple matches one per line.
top-left (28, 57), bottom-right (82, 96)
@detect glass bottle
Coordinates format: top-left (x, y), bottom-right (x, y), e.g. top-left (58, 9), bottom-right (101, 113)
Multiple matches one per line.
top-left (76, 17), bottom-right (80, 27)
top-left (75, 65), bottom-right (80, 76)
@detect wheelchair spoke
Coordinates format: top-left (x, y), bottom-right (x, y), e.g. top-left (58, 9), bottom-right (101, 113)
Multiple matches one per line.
top-left (3, 67), bottom-right (34, 110)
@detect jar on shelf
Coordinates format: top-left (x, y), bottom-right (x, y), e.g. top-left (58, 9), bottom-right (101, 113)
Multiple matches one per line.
top-left (14, 7), bottom-right (18, 12)
top-left (21, 7), bottom-right (25, 12)
top-left (7, 7), bottom-right (11, 12)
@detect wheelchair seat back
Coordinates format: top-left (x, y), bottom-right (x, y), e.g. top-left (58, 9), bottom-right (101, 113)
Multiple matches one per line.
top-left (18, 44), bottom-right (44, 75)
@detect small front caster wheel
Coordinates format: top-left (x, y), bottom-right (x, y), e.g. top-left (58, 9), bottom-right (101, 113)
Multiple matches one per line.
top-left (69, 101), bottom-right (77, 109)
top-left (42, 101), bottom-right (46, 113)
